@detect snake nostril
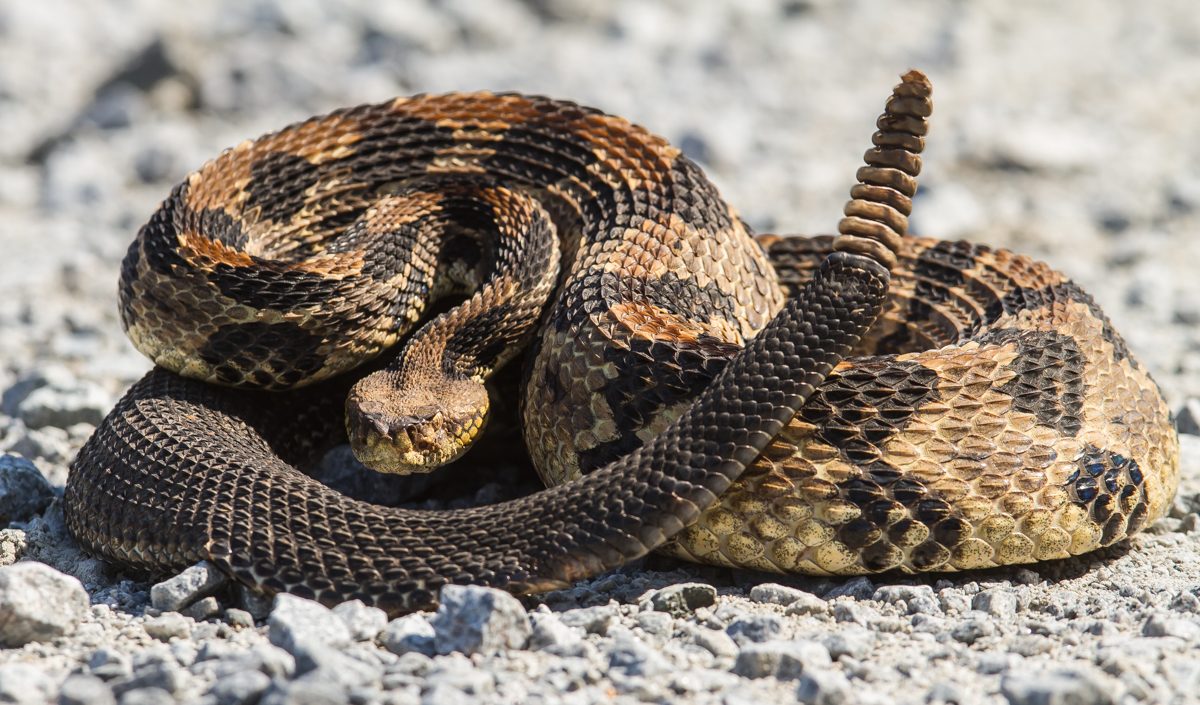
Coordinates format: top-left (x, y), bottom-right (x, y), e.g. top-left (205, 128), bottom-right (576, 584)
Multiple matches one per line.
top-left (360, 412), bottom-right (391, 438)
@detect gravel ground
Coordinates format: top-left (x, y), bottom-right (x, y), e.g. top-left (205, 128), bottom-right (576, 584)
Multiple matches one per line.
top-left (2, 1), bottom-right (1199, 704)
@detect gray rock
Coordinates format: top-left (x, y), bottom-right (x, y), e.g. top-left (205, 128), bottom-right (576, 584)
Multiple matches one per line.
top-left (0, 528), bottom-right (26, 566)
top-left (726, 614), bottom-right (784, 645)
top-left (558, 603), bottom-right (618, 635)
top-left (149, 560), bottom-right (227, 612)
top-left (268, 594), bottom-right (353, 667)
top-left (822, 626), bottom-right (874, 660)
top-left (749, 583), bottom-right (825, 611)
top-left (733, 640), bottom-right (832, 680)
top-left (528, 610), bottom-right (586, 656)
top-left (0, 454), bottom-right (53, 524)
top-left (1001, 666), bottom-right (1118, 705)
top-left (208, 669), bottom-right (271, 705)
top-left (143, 612), bottom-right (190, 641)
top-left (112, 658), bottom-right (189, 697)
top-left (15, 373), bottom-right (111, 429)
top-left (1142, 612), bottom-right (1200, 640)
top-left (332, 599), bottom-right (388, 641)
top-left (0, 560), bottom-right (89, 646)
top-left (796, 668), bottom-right (853, 705)
top-left (116, 687), bottom-right (175, 705)
top-left (604, 627), bottom-right (672, 677)
top-left (180, 595), bottom-right (222, 621)
top-left (293, 648), bottom-right (383, 690)
top-left (686, 624), bottom-right (739, 659)
top-left (785, 594), bottom-right (833, 617)
top-left (215, 643), bottom-right (295, 680)
top-left (635, 609), bottom-right (673, 636)
top-left (874, 585), bottom-right (940, 614)
top-left (259, 679), bottom-right (347, 705)
top-left (0, 663), bottom-right (55, 705)
top-left (973, 588), bottom-right (1019, 619)
top-left (59, 673), bottom-right (117, 705)
top-left (825, 577), bottom-right (875, 600)
top-left (431, 584), bottom-right (531, 655)
top-left (951, 615), bottom-right (997, 644)
top-left (1176, 398), bottom-right (1200, 436)
top-left (648, 582), bottom-right (717, 616)
top-left (224, 608), bottom-right (255, 629)
top-left (89, 648), bottom-right (133, 680)
top-left (381, 614), bottom-right (436, 657)
top-left (235, 584), bottom-right (274, 621)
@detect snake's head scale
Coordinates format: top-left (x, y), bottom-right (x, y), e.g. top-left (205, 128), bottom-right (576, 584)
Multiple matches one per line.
top-left (345, 370), bottom-right (490, 475)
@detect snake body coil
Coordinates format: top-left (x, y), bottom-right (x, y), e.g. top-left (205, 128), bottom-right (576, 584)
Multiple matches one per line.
top-left (65, 73), bottom-right (1179, 615)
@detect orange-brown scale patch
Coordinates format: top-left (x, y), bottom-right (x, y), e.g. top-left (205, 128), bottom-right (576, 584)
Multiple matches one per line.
top-left (178, 232), bottom-right (255, 269)
top-left (389, 92), bottom-right (539, 129)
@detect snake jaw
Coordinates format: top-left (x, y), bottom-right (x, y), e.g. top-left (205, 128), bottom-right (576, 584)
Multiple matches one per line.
top-left (345, 376), bottom-right (490, 475)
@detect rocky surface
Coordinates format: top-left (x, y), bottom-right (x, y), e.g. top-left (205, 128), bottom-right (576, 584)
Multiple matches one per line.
top-left (1, 1), bottom-right (1198, 704)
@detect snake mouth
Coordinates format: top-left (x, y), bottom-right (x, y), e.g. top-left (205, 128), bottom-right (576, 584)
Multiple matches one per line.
top-left (346, 399), bottom-right (489, 475)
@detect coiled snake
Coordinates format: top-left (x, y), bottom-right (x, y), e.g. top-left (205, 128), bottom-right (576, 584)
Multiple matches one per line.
top-left (64, 72), bottom-right (1179, 615)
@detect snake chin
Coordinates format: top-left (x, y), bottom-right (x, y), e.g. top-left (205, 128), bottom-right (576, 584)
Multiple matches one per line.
top-left (345, 373), bottom-right (490, 475)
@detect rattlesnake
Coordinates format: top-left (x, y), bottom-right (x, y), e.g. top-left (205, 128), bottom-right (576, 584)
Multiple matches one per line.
top-left (64, 72), bottom-right (1178, 615)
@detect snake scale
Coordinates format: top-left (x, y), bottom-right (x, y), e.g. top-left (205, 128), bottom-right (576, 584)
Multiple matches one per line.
top-left (64, 72), bottom-right (1179, 616)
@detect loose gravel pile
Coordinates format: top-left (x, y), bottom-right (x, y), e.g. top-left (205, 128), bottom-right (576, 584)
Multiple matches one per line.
top-left (2, 2), bottom-right (1198, 703)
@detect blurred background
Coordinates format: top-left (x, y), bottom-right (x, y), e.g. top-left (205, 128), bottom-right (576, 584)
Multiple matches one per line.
top-left (1, 0), bottom-right (1198, 419)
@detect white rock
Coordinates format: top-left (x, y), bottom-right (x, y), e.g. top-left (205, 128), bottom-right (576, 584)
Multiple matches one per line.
top-left (150, 561), bottom-right (228, 612)
top-left (733, 640), bottom-right (832, 680)
top-left (332, 599), bottom-right (388, 641)
top-left (0, 561), bottom-right (89, 646)
top-left (381, 613), bottom-right (436, 657)
top-left (431, 584), bottom-right (531, 656)
top-left (0, 663), bottom-right (56, 705)
top-left (268, 594), bottom-right (353, 662)
top-left (1001, 666), bottom-right (1119, 705)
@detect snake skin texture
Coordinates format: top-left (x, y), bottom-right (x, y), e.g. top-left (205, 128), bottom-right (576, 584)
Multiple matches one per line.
top-left (64, 72), bottom-right (1179, 614)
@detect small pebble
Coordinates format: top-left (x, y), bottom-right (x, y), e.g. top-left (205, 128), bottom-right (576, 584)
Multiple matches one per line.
top-left (0, 454), bottom-right (54, 524)
top-left (14, 370), bottom-right (111, 429)
top-left (874, 585), bottom-right (941, 615)
top-left (223, 608), bottom-right (255, 629)
top-left (648, 582), bottom-right (717, 616)
top-left (332, 599), bottom-right (388, 641)
top-left (207, 669), bottom-right (271, 705)
top-left (796, 668), bottom-right (853, 705)
top-left (0, 561), bottom-right (90, 646)
top-left (1000, 666), bottom-right (1118, 705)
top-left (1176, 398), bottom-right (1200, 435)
top-left (750, 583), bottom-right (824, 612)
top-left (59, 673), bottom-right (116, 705)
top-left (558, 604), bottom-right (618, 635)
top-left (143, 612), bottom-right (190, 641)
top-left (733, 640), bottom-right (832, 680)
top-left (88, 648), bottom-right (133, 681)
top-left (180, 596), bottom-right (222, 621)
top-left (0, 663), bottom-right (55, 705)
top-left (267, 594), bottom-right (353, 665)
top-left (529, 610), bottom-right (586, 656)
top-left (149, 561), bottom-right (227, 612)
top-left (973, 588), bottom-right (1019, 619)
top-left (726, 614), bottom-right (784, 645)
top-left (825, 577), bottom-right (875, 600)
top-left (381, 613), bottom-right (437, 657)
top-left (1142, 612), bottom-right (1200, 640)
top-left (686, 624), bottom-right (739, 660)
top-left (431, 584), bottom-right (531, 655)
top-left (823, 626), bottom-right (874, 660)
top-left (604, 627), bottom-right (672, 677)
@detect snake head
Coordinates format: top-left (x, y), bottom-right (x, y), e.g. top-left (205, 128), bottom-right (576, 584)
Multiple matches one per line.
top-left (345, 369), bottom-right (490, 474)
